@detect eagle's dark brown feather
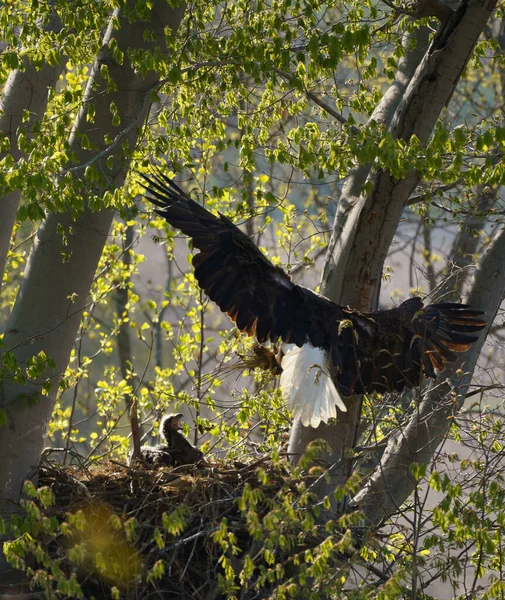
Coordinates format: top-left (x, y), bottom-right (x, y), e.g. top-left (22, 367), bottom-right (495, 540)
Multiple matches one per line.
top-left (139, 413), bottom-right (203, 467)
top-left (141, 172), bottom-right (486, 408)
top-left (160, 413), bottom-right (204, 466)
top-left (341, 298), bottom-right (486, 395)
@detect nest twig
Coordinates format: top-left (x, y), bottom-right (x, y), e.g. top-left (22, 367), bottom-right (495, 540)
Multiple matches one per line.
top-left (21, 455), bottom-right (337, 599)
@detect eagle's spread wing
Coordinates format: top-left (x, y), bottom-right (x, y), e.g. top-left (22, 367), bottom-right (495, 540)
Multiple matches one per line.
top-left (141, 171), bottom-right (343, 348)
top-left (142, 172), bottom-right (486, 426)
top-left (340, 298), bottom-right (486, 395)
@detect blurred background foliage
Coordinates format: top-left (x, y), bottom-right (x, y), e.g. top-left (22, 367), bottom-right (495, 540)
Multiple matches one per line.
top-left (1, 0), bottom-right (505, 597)
top-left (1, 0), bottom-right (503, 462)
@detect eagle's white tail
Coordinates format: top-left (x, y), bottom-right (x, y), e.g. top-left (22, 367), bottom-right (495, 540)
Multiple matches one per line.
top-left (280, 344), bottom-right (347, 428)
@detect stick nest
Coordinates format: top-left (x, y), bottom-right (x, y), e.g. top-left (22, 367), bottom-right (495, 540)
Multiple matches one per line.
top-left (23, 455), bottom-right (342, 599)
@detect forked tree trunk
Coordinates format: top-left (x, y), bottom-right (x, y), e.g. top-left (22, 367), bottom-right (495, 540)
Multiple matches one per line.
top-left (288, 0), bottom-right (499, 501)
top-left (0, 0), bottom-right (185, 557)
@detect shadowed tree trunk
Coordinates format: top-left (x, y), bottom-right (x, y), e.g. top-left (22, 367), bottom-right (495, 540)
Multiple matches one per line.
top-left (0, 0), bottom-right (185, 581)
top-left (288, 0), bottom-right (499, 501)
top-left (0, 7), bottom-right (67, 290)
top-left (352, 222), bottom-right (505, 523)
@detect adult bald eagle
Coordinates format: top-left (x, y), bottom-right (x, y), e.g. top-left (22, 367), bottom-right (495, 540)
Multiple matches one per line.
top-left (141, 172), bottom-right (486, 428)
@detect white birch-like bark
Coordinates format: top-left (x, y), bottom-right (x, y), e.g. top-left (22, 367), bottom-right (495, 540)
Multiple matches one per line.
top-left (0, 9), bottom-right (66, 290)
top-left (0, 0), bottom-right (184, 536)
top-left (288, 0), bottom-right (498, 496)
top-left (323, 0), bottom-right (497, 310)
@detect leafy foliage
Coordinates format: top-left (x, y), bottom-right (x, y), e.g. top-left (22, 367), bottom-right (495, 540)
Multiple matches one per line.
top-left (0, 0), bottom-right (504, 598)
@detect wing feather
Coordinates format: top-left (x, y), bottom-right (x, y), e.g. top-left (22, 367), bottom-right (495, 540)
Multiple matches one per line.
top-left (141, 171), bottom-right (340, 349)
top-left (141, 172), bottom-right (486, 406)
top-left (338, 299), bottom-right (486, 395)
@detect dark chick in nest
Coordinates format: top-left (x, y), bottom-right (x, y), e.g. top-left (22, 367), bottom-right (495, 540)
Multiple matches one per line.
top-left (139, 413), bottom-right (204, 467)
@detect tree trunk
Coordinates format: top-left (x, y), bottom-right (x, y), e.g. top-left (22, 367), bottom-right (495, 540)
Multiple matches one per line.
top-left (0, 8), bottom-right (66, 290)
top-left (352, 223), bottom-right (505, 524)
top-left (288, 0), bottom-right (498, 497)
top-left (0, 0), bottom-right (184, 548)
top-left (287, 27), bottom-right (430, 494)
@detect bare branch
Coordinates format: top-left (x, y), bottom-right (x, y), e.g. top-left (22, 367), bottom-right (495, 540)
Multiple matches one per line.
top-left (273, 68), bottom-right (356, 132)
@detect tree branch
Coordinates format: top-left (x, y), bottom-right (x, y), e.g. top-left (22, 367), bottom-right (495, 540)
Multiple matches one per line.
top-left (0, 7), bottom-right (66, 291)
top-left (352, 223), bottom-right (505, 525)
top-left (288, 0), bottom-right (498, 501)
top-left (273, 68), bottom-right (357, 133)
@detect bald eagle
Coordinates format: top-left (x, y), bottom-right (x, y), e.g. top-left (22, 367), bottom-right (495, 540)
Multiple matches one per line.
top-left (159, 413), bottom-right (204, 466)
top-left (139, 413), bottom-right (204, 467)
top-left (141, 172), bottom-right (486, 428)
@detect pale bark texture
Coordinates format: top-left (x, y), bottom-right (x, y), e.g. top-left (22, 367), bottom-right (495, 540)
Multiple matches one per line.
top-left (0, 0), bottom-right (185, 548)
top-left (288, 0), bottom-right (498, 498)
top-left (322, 0), bottom-right (497, 310)
top-left (288, 26), bottom-right (431, 490)
top-left (352, 223), bottom-right (505, 524)
top-left (0, 9), bottom-right (66, 289)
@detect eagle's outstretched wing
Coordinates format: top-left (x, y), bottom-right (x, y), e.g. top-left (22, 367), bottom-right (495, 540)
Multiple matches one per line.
top-left (280, 298), bottom-right (485, 426)
top-left (341, 298), bottom-right (486, 395)
top-left (142, 172), bottom-right (486, 427)
top-left (141, 171), bottom-right (343, 348)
